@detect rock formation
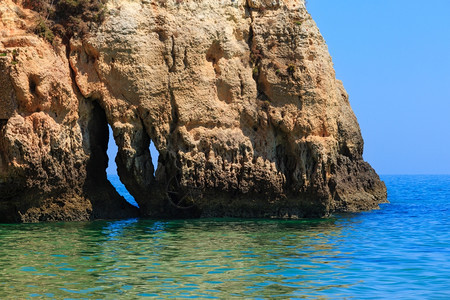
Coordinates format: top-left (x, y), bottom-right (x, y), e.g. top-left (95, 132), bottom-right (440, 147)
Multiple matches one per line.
top-left (0, 0), bottom-right (387, 222)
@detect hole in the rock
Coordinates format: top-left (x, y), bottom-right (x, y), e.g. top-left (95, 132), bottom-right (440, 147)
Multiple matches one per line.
top-left (149, 139), bottom-right (159, 176)
top-left (106, 125), bottom-right (139, 208)
top-left (29, 78), bottom-right (37, 95)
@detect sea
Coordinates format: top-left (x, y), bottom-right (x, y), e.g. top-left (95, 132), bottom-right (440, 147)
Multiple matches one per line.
top-left (0, 175), bottom-right (449, 299)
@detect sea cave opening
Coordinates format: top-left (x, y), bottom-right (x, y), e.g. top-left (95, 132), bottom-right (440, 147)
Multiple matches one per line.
top-left (149, 139), bottom-right (159, 176)
top-left (105, 125), bottom-right (160, 208)
top-left (106, 125), bottom-right (139, 208)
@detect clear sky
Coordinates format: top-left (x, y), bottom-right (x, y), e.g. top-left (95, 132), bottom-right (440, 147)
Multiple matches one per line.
top-left (307, 0), bottom-right (450, 174)
top-left (108, 0), bottom-right (450, 175)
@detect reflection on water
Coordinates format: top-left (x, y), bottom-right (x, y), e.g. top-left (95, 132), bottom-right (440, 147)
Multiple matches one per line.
top-left (0, 218), bottom-right (351, 298)
top-left (0, 175), bottom-right (449, 298)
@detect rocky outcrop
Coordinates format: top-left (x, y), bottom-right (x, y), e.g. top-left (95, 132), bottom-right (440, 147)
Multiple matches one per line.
top-left (0, 0), bottom-right (386, 222)
top-left (0, 0), bottom-right (137, 222)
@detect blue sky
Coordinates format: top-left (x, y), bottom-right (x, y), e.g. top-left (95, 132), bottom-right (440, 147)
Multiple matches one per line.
top-left (308, 0), bottom-right (450, 174)
top-left (108, 0), bottom-right (450, 175)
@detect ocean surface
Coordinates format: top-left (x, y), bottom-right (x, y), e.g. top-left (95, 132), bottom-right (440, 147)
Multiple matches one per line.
top-left (0, 175), bottom-right (449, 299)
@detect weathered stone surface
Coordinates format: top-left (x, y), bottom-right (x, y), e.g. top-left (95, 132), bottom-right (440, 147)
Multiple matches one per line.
top-left (0, 0), bottom-right (386, 222)
top-left (0, 0), bottom-right (137, 222)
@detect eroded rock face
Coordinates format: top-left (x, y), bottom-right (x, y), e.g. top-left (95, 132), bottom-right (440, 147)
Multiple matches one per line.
top-left (0, 0), bottom-right (386, 222)
top-left (0, 0), bottom-right (137, 222)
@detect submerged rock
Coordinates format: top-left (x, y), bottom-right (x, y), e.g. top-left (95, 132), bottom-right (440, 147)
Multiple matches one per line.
top-left (0, 0), bottom-right (386, 222)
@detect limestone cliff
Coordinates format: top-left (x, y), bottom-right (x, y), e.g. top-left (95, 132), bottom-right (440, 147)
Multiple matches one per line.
top-left (0, 0), bottom-right (387, 222)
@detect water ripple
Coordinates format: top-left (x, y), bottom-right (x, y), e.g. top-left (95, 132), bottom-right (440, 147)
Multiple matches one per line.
top-left (0, 175), bottom-right (449, 298)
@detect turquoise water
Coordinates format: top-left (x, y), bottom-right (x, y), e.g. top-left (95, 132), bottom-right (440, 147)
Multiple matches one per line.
top-left (0, 175), bottom-right (449, 299)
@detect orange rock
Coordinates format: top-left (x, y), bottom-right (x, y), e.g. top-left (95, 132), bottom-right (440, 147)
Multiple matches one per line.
top-left (0, 0), bottom-right (386, 222)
